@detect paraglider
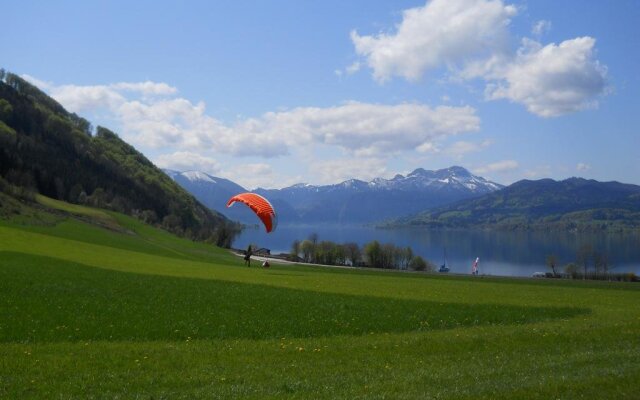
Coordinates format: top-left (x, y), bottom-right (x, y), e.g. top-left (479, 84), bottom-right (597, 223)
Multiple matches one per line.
top-left (226, 192), bottom-right (278, 233)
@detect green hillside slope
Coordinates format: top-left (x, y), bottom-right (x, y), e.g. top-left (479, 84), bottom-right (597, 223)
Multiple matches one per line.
top-left (0, 200), bottom-right (639, 399)
top-left (0, 70), bottom-right (235, 244)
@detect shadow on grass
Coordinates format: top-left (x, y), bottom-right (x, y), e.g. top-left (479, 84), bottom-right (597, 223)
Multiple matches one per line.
top-left (0, 252), bottom-right (589, 343)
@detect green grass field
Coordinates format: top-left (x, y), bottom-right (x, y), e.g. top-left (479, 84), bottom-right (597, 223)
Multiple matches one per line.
top-left (1, 199), bottom-right (639, 399)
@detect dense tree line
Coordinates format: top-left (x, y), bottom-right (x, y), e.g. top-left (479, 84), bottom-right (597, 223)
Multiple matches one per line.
top-left (290, 234), bottom-right (433, 271)
top-left (0, 70), bottom-right (238, 247)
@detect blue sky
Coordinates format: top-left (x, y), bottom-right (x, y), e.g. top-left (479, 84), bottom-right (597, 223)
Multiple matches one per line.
top-left (3, 0), bottom-right (639, 188)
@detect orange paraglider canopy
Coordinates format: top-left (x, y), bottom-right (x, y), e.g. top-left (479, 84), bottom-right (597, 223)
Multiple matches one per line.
top-left (226, 192), bottom-right (278, 233)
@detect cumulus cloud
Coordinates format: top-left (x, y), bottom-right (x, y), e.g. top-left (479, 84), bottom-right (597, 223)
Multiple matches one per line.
top-left (445, 139), bottom-right (492, 159)
top-left (27, 76), bottom-right (483, 187)
top-left (154, 151), bottom-right (220, 174)
top-left (221, 163), bottom-right (302, 190)
top-left (351, 0), bottom-right (517, 82)
top-left (42, 79), bottom-right (480, 157)
top-left (21, 74), bottom-right (52, 90)
top-left (238, 102), bottom-right (479, 157)
top-left (50, 84), bottom-right (126, 113)
top-left (112, 81), bottom-right (178, 96)
top-left (485, 37), bottom-right (607, 117)
top-left (576, 162), bottom-right (591, 172)
top-left (473, 159), bottom-right (519, 174)
top-left (311, 158), bottom-right (388, 184)
top-left (416, 142), bottom-right (440, 154)
top-left (524, 164), bottom-right (552, 178)
top-left (346, 61), bottom-right (361, 74)
top-left (350, 1), bottom-right (608, 117)
top-left (26, 80), bottom-right (179, 114)
top-left (532, 20), bottom-right (551, 37)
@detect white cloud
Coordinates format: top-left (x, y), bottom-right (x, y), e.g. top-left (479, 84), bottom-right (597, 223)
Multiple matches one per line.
top-left (21, 74), bottom-right (52, 90)
top-left (221, 163), bottom-right (302, 190)
top-left (33, 77), bottom-right (480, 158)
top-left (346, 61), bottom-right (361, 74)
top-left (31, 80), bottom-right (178, 114)
top-left (485, 37), bottom-right (607, 117)
top-left (524, 164), bottom-right (552, 178)
top-left (576, 162), bottom-right (591, 172)
top-left (26, 76), bottom-right (487, 188)
top-left (351, 2), bottom-right (608, 117)
top-left (240, 102), bottom-right (480, 157)
top-left (112, 81), bottom-right (177, 96)
top-left (154, 151), bottom-right (220, 174)
top-left (311, 158), bottom-right (388, 184)
top-left (473, 159), bottom-right (519, 174)
top-left (416, 142), bottom-right (440, 154)
top-left (351, 0), bottom-right (517, 82)
top-left (335, 62), bottom-right (361, 78)
top-left (532, 20), bottom-right (551, 37)
top-left (50, 84), bottom-right (126, 113)
top-left (445, 139), bottom-right (492, 159)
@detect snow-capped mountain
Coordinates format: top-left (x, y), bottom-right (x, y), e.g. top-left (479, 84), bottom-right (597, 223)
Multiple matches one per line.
top-left (164, 169), bottom-right (245, 196)
top-left (162, 169), bottom-right (256, 223)
top-left (254, 166), bottom-right (502, 223)
top-left (164, 166), bottom-right (503, 224)
top-left (379, 166), bottom-right (502, 193)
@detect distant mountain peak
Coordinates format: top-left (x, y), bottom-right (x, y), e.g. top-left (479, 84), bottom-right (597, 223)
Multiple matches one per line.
top-left (182, 170), bottom-right (217, 183)
top-left (166, 165), bottom-right (504, 225)
top-left (447, 165), bottom-right (472, 177)
top-left (291, 182), bottom-right (315, 189)
top-left (408, 168), bottom-right (428, 177)
top-left (408, 166), bottom-right (473, 179)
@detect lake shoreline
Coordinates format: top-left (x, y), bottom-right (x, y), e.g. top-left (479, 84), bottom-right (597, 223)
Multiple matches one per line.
top-left (231, 250), bottom-right (639, 284)
top-left (233, 224), bottom-right (640, 278)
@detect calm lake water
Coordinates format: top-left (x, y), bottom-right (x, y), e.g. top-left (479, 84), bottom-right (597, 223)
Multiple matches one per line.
top-left (233, 224), bottom-right (640, 277)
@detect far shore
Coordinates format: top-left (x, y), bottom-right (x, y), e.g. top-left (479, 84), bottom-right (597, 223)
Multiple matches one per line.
top-left (230, 250), bottom-right (637, 283)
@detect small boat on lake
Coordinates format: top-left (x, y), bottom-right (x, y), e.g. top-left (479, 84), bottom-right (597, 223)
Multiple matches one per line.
top-left (439, 248), bottom-right (450, 273)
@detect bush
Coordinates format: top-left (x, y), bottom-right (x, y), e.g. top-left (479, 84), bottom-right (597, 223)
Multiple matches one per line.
top-left (409, 256), bottom-right (434, 272)
top-left (564, 263), bottom-right (579, 279)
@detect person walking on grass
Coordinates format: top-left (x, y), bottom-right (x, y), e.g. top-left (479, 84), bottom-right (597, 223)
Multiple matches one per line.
top-left (244, 245), bottom-right (253, 267)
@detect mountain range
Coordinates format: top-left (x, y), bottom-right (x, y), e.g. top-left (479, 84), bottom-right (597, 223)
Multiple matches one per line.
top-left (165, 166), bottom-right (503, 224)
top-left (394, 177), bottom-right (640, 232)
top-left (3, 69), bottom-right (638, 234)
top-left (165, 167), bottom-right (640, 232)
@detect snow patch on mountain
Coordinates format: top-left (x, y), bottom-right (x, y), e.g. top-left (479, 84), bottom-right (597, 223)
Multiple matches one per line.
top-left (182, 170), bottom-right (217, 184)
top-left (349, 166), bottom-right (502, 194)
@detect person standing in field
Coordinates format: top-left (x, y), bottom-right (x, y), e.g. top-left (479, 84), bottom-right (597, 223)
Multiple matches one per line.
top-left (245, 245), bottom-right (253, 267)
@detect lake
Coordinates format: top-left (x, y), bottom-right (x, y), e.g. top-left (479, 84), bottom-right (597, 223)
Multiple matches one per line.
top-left (233, 224), bottom-right (640, 277)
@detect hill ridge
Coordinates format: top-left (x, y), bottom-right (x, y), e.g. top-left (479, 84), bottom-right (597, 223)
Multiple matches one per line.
top-left (393, 177), bottom-right (640, 232)
top-left (0, 70), bottom-right (235, 245)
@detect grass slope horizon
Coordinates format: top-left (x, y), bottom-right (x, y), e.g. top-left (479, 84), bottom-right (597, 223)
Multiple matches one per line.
top-left (1, 195), bottom-right (639, 398)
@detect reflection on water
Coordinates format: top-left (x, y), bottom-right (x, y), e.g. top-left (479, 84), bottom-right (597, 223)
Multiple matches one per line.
top-left (233, 224), bottom-right (640, 277)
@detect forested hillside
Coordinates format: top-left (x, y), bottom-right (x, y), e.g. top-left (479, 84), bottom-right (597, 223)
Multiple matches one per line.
top-left (0, 70), bottom-right (235, 244)
top-left (394, 177), bottom-right (640, 232)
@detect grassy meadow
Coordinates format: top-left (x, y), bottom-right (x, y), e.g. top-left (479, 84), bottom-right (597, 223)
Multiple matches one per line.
top-left (0, 198), bottom-right (639, 398)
